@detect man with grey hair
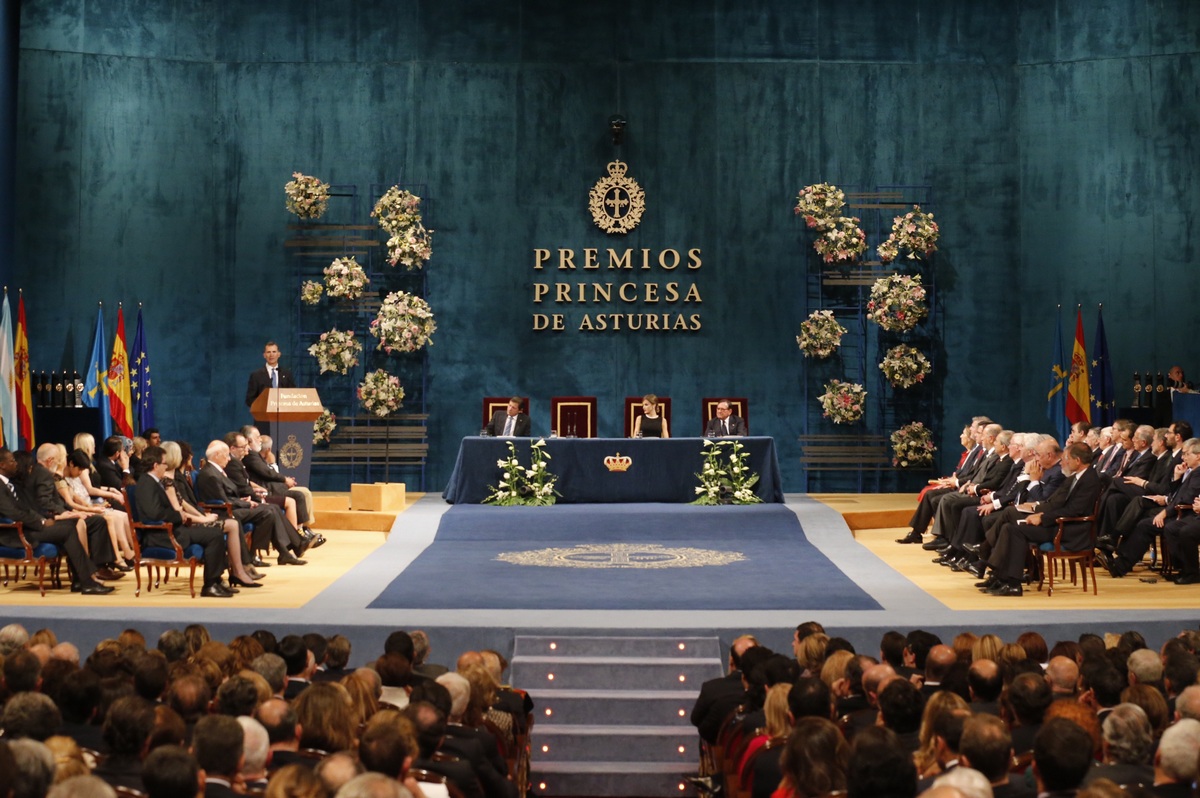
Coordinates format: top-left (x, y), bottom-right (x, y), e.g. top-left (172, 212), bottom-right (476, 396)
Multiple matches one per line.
top-left (412, 630), bottom-right (448, 678)
top-left (1127, 648), bottom-right (1164, 690)
top-left (46, 775), bottom-right (117, 798)
top-left (1, 692), bottom-right (61, 741)
top-left (250, 653), bottom-right (287, 698)
top-left (927, 424), bottom-right (1013, 553)
top-left (1174, 684), bottom-right (1200, 722)
top-left (10, 738), bottom-right (56, 798)
top-left (316, 751), bottom-right (366, 796)
top-left (0, 622), bottom-right (29, 656)
top-left (897, 416), bottom-right (992, 544)
top-left (1153, 717), bottom-right (1200, 792)
top-left (236, 716), bottom-right (271, 792)
top-left (1084, 703), bottom-right (1154, 787)
top-left (51, 642), bottom-right (80, 665)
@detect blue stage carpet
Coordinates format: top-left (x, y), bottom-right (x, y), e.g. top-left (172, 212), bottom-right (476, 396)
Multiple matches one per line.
top-left (368, 504), bottom-right (882, 611)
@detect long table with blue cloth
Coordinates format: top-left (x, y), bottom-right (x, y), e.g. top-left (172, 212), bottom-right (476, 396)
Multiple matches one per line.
top-left (442, 436), bottom-right (785, 504)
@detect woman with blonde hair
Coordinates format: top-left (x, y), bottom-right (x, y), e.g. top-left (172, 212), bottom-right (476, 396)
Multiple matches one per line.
top-left (342, 670), bottom-right (381, 727)
top-left (632, 394), bottom-right (669, 438)
top-left (73, 432), bottom-right (125, 506)
top-left (971, 633), bottom-right (1004, 664)
top-left (819, 650), bottom-right (855, 693)
top-left (914, 690), bottom-right (970, 777)
top-left (738, 682), bottom-right (792, 781)
top-left (58, 449), bottom-right (136, 569)
top-left (796, 633), bottom-right (829, 677)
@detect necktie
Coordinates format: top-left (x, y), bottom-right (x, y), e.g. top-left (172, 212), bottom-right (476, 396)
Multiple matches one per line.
top-left (503, 415), bottom-right (515, 437)
top-left (271, 368), bottom-right (278, 389)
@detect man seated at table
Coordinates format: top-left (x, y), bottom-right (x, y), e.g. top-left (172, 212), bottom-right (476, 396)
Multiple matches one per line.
top-left (486, 397), bottom-right (530, 437)
top-left (706, 400), bottom-right (746, 437)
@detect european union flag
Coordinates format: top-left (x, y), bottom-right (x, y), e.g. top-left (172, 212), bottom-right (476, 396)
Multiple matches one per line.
top-left (131, 307), bottom-right (155, 433)
top-left (1047, 307), bottom-right (1068, 443)
top-left (1090, 306), bottom-right (1116, 426)
top-left (83, 306), bottom-right (112, 439)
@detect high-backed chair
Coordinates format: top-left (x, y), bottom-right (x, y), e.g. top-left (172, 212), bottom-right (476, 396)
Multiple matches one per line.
top-left (549, 396), bottom-right (597, 438)
top-left (0, 518), bottom-right (63, 596)
top-left (483, 396), bottom-right (530, 434)
top-left (624, 396), bottom-right (672, 437)
top-left (1036, 495), bottom-right (1102, 596)
top-left (702, 397), bottom-right (749, 435)
top-left (122, 487), bottom-right (202, 598)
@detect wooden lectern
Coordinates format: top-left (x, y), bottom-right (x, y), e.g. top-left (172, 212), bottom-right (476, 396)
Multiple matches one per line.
top-left (250, 388), bottom-right (323, 487)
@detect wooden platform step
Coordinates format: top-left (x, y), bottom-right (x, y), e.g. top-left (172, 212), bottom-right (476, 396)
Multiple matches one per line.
top-left (309, 491), bottom-right (424, 533)
top-left (810, 493), bottom-right (914, 534)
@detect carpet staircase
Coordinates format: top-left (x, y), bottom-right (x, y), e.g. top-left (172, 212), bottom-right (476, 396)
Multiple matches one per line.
top-left (513, 635), bottom-right (724, 797)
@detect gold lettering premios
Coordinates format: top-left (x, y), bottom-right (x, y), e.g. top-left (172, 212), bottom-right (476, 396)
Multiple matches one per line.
top-left (530, 247), bottom-right (704, 333)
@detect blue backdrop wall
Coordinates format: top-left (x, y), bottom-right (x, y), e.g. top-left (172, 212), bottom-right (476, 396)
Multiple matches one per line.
top-left (6, 0), bottom-right (1198, 492)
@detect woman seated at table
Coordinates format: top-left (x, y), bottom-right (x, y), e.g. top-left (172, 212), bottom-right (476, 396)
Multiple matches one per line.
top-left (632, 394), bottom-right (669, 438)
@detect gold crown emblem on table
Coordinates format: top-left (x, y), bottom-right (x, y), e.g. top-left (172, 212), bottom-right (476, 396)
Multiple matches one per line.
top-left (604, 453), bottom-right (633, 472)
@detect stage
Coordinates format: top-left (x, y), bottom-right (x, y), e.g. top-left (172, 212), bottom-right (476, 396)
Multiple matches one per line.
top-left (2, 492), bottom-right (1198, 659)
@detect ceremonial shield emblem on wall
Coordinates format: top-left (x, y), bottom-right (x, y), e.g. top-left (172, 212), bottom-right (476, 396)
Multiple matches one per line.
top-left (589, 161), bottom-right (645, 234)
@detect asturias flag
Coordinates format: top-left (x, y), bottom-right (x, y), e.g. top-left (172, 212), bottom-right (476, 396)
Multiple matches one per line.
top-left (14, 293), bottom-right (34, 449)
top-left (108, 306), bottom-right (134, 438)
top-left (0, 293), bottom-right (14, 448)
top-left (131, 307), bottom-right (155, 434)
top-left (84, 306), bottom-right (112, 440)
top-left (1066, 307), bottom-right (1092, 425)
top-left (1090, 306), bottom-right (1116, 427)
top-left (1047, 307), bottom-right (1069, 443)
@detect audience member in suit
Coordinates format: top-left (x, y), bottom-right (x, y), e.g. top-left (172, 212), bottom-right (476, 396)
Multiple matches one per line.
top-left (486, 396), bottom-right (531, 437)
top-left (877, 678), bottom-right (924, 754)
top-left (705, 400), bottom-right (746, 437)
top-left (1099, 426), bottom-right (1170, 541)
top-left (1103, 424), bottom-right (1189, 546)
top-left (931, 427), bottom-right (1017, 556)
top-left (1081, 703), bottom-right (1154, 788)
top-left (92, 696), bottom-right (155, 792)
top-left (134, 447), bottom-right (236, 598)
top-left (245, 340), bottom-right (295, 408)
top-left (690, 634), bottom-right (757, 740)
top-left (1032, 717), bottom-right (1094, 797)
top-left (1100, 437), bottom-right (1200, 580)
top-left (195, 439), bottom-right (306, 567)
top-left (95, 435), bottom-right (133, 490)
top-left (221, 432), bottom-right (307, 555)
top-left (982, 443), bottom-right (1104, 596)
top-left (0, 448), bottom-right (113, 595)
top-left (406, 700), bottom-right (484, 798)
top-left (141, 744), bottom-right (200, 798)
top-left (25, 446), bottom-right (121, 577)
top-left (940, 433), bottom-right (1032, 569)
top-left (897, 416), bottom-right (992, 544)
top-left (241, 425), bottom-right (313, 527)
top-left (279, 635), bottom-right (315, 701)
top-left (192, 714), bottom-right (244, 798)
top-left (967, 660), bottom-right (1003, 717)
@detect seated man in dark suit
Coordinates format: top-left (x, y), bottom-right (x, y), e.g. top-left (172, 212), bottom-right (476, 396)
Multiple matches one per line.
top-left (245, 340), bottom-right (295, 408)
top-left (981, 442), bottom-right (1104, 597)
top-left (27, 443), bottom-right (124, 578)
top-left (0, 447), bottom-right (112, 595)
top-left (195, 439), bottom-right (305, 566)
top-left (405, 700), bottom-right (484, 798)
top-left (705, 400), bottom-right (746, 437)
top-left (486, 397), bottom-right (531, 437)
top-left (192, 714), bottom-right (244, 798)
top-left (96, 435), bottom-right (133, 489)
top-left (135, 447), bottom-right (236, 598)
top-left (237, 427), bottom-right (321, 549)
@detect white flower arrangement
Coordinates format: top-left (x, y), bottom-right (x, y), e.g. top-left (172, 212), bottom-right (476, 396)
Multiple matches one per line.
top-left (370, 291), bottom-right (436, 354)
top-left (879, 344), bottom-right (932, 389)
top-left (867, 273), bottom-right (928, 332)
top-left (357, 369), bottom-right (405, 417)
top-left (794, 183), bottom-right (846, 229)
top-left (813, 216), bottom-right (867, 264)
top-left (878, 205), bottom-right (939, 264)
top-left (300, 280), bottom-right (324, 305)
top-left (285, 172), bottom-right (330, 220)
top-left (313, 409), bottom-right (337, 445)
top-left (323, 256), bottom-right (369, 300)
top-left (891, 421), bottom-right (936, 467)
top-left (818, 379), bottom-right (867, 425)
top-left (484, 439), bottom-right (560, 506)
top-left (797, 310), bottom-right (847, 359)
top-left (308, 329), bottom-right (363, 375)
top-left (371, 186), bottom-right (434, 269)
top-left (691, 439), bottom-right (762, 505)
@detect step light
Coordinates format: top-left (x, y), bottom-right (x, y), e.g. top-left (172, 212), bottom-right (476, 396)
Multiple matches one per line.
top-left (547, 673), bottom-right (555, 681)
top-left (545, 708), bottom-right (553, 716)
top-left (678, 642), bottom-right (686, 650)
top-left (678, 674), bottom-right (686, 682)
top-left (549, 642), bottom-right (557, 650)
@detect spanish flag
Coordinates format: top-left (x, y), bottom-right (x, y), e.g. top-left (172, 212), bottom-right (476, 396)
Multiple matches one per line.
top-left (108, 305), bottom-right (134, 438)
top-left (1065, 306), bottom-right (1091, 425)
top-left (14, 293), bottom-right (33, 449)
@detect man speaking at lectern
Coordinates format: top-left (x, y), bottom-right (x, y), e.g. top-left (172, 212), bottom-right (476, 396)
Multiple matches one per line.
top-left (246, 341), bottom-right (296, 408)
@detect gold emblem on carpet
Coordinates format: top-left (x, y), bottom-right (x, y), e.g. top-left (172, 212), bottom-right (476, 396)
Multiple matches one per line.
top-left (495, 543), bottom-right (745, 569)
